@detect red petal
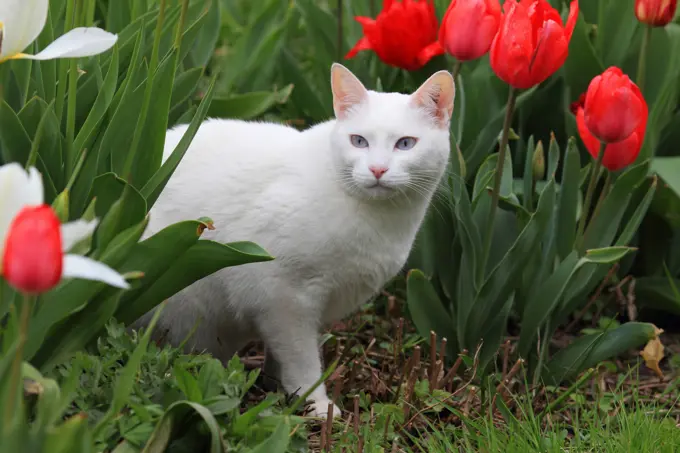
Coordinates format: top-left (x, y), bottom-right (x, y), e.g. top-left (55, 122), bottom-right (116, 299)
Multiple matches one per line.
top-left (345, 36), bottom-right (373, 59)
top-left (565, 0), bottom-right (579, 40)
top-left (417, 41), bottom-right (445, 67)
top-left (3, 205), bottom-right (63, 294)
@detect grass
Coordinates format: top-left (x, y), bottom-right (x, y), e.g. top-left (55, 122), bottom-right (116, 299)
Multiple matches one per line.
top-left (58, 293), bottom-right (680, 452)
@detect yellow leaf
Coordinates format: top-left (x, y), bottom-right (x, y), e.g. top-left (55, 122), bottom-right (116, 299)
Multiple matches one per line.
top-left (640, 327), bottom-right (665, 379)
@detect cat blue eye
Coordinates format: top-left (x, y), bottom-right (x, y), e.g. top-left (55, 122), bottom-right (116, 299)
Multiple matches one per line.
top-left (350, 134), bottom-right (369, 148)
top-left (395, 137), bottom-right (418, 150)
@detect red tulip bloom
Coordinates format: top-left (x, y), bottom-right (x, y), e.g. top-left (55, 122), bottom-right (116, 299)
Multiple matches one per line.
top-left (583, 67), bottom-right (647, 145)
top-left (439, 0), bottom-right (501, 61)
top-left (345, 0), bottom-right (445, 71)
top-left (571, 83), bottom-right (648, 172)
top-left (635, 0), bottom-right (677, 26)
top-left (490, 0), bottom-right (579, 89)
top-left (3, 205), bottom-right (63, 293)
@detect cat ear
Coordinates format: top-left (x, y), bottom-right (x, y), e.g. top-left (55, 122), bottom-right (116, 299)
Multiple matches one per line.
top-left (331, 63), bottom-right (368, 120)
top-left (411, 71), bottom-right (455, 128)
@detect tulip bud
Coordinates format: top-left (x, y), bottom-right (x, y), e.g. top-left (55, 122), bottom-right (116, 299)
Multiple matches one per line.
top-left (3, 205), bottom-right (63, 293)
top-left (51, 190), bottom-right (70, 223)
top-left (635, 0), bottom-right (677, 27)
top-left (532, 141), bottom-right (545, 181)
top-left (439, 0), bottom-right (501, 62)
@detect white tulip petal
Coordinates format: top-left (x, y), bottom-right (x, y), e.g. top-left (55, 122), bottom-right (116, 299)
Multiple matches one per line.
top-left (0, 163), bottom-right (44, 256)
top-left (61, 219), bottom-right (99, 252)
top-left (24, 27), bottom-right (118, 60)
top-left (0, 0), bottom-right (48, 60)
top-left (63, 254), bottom-right (130, 289)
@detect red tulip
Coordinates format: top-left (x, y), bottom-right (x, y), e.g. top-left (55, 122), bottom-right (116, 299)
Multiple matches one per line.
top-left (490, 0), bottom-right (579, 89)
top-left (571, 90), bottom-right (647, 172)
top-left (583, 67), bottom-right (647, 145)
top-left (439, 0), bottom-right (501, 61)
top-left (345, 0), bottom-right (445, 71)
top-left (3, 205), bottom-right (63, 293)
top-left (635, 0), bottom-right (677, 26)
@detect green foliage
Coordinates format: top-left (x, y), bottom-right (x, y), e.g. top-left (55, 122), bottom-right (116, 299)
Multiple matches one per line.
top-left (407, 135), bottom-right (658, 382)
top-left (0, 0), bottom-right (287, 450)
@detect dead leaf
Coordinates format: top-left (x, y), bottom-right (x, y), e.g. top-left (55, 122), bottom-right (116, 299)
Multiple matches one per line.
top-left (641, 326), bottom-right (665, 378)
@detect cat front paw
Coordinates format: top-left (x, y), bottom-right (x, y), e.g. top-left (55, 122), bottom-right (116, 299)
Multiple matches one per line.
top-left (306, 400), bottom-right (341, 419)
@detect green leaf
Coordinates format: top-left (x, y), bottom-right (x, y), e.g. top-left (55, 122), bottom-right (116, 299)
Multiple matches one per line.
top-left (72, 45), bottom-right (119, 167)
top-left (563, 14), bottom-right (604, 97)
top-left (583, 246), bottom-right (636, 264)
top-left (208, 85), bottom-right (294, 120)
top-left (233, 394), bottom-right (281, 436)
top-left (555, 139), bottom-right (581, 259)
top-left (203, 396), bottom-right (240, 416)
top-left (141, 401), bottom-right (225, 453)
top-left (582, 161), bottom-right (648, 251)
top-left (142, 75), bottom-right (218, 208)
top-left (130, 50), bottom-right (179, 187)
top-left (32, 289), bottom-right (124, 371)
top-left (542, 322), bottom-right (657, 384)
top-left (466, 180), bottom-right (556, 349)
top-left (635, 276), bottom-right (680, 315)
top-left (92, 174), bottom-right (147, 253)
top-left (279, 49), bottom-right (329, 120)
top-left (117, 239), bottom-right (273, 326)
top-left (93, 302), bottom-right (166, 440)
top-left (26, 219), bottom-right (149, 362)
top-left (174, 364), bottom-right (203, 402)
top-left (406, 269), bottom-right (455, 351)
top-left (0, 100), bottom-right (31, 165)
top-left (251, 417), bottom-right (292, 453)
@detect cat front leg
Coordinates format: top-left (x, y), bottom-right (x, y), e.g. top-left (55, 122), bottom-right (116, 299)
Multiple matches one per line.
top-left (257, 305), bottom-right (341, 419)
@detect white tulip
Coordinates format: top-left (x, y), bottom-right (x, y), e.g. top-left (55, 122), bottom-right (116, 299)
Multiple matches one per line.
top-left (0, 0), bottom-right (118, 63)
top-left (0, 163), bottom-right (130, 290)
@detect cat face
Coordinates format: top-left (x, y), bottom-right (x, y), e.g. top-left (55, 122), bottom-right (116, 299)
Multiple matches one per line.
top-left (330, 64), bottom-right (455, 201)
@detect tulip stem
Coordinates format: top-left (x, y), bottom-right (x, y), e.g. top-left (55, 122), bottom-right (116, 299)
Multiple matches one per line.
top-left (452, 61), bottom-right (462, 81)
top-left (481, 87), bottom-right (517, 276)
top-left (637, 25), bottom-right (652, 93)
top-left (582, 171), bottom-right (611, 246)
top-left (4, 294), bottom-right (35, 427)
top-left (577, 142), bottom-right (605, 252)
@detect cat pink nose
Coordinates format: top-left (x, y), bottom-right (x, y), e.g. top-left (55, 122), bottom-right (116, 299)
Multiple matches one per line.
top-left (369, 166), bottom-right (388, 179)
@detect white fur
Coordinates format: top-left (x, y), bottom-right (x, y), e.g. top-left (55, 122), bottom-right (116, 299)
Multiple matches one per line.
top-left (133, 64), bottom-right (454, 418)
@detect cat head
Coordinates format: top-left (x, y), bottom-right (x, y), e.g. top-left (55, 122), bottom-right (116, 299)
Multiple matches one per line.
top-left (329, 63), bottom-right (454, 202)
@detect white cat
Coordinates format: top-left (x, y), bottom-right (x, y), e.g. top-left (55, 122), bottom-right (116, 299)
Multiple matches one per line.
top-left (134, 63), bottom-right (455, 418)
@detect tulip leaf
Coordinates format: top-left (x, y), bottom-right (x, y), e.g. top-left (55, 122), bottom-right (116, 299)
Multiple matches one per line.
top-left (72, 45), bottom-right (119, 168)
top-left (17, 97), bottom-right (64, 192)
top-left (466, 180), bottom-right (556, 349)
top-left (542, 322), bottom-right (658, 384)
top-left (634, 276), bottom-right (680, 316)
top-left (406, 269), bottom-right (455, 352)
top-left (555, 139), bottom-right (581, 259)
top-left (116, 239), bottom-right (273, 327)
top-left (92, 174), bottom-right (147, 254)
top-left (26, 217), bottom-right (149, 362)
top-left (32, 288), bottom-right (124, 371)
top-left (564, 14), bottom-right (604, 97)
top-left (208, 85), bottom-right (294, 120)
top-left (142, 75), bottom-right (217, 208)
top-left (583, 246), bottom-right (636, 264)
top-left (113, 219), bottom-right (217, 325)
top-left (130, 49), bottom-right (179, 188)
